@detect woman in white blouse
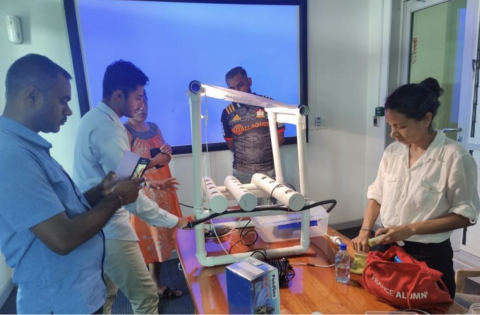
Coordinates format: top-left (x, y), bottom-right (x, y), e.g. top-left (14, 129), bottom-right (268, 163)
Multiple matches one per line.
top-left (352, 78), bottom-right (479, 297)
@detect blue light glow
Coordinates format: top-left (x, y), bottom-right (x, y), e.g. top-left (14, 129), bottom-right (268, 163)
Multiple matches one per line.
top-left (78, 0), bottom-right (300, 146)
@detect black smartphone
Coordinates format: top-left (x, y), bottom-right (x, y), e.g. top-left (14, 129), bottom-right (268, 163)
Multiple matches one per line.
top-left (150, 148), bottom-right (161, 158)
top-left (130, 157), bottom-right (150, 180)
top-left (149, 148), bottom-right (165, 169)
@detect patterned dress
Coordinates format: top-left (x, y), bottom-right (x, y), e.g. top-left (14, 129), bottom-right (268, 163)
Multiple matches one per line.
top-left (124, 122), bottom-right (181, 264)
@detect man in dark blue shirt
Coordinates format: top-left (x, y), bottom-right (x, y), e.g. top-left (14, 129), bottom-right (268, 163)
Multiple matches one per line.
top-left (220, 67), bottom-right (285, 184)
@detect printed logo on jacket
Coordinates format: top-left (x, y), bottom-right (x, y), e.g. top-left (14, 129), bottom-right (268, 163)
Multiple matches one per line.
top-left (232, 121), bottom-right (270, 136)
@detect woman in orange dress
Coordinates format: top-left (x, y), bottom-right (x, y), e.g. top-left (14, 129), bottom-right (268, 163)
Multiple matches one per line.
top-left (124, 94), bottom-right (183, 298)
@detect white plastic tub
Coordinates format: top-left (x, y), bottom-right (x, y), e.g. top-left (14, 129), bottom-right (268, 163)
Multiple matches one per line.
top-left (252, 206), bottom-right (329, 243)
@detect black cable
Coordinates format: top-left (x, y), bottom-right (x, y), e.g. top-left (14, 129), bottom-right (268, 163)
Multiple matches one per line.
top-left (265, 257), bottom-right (295, 287)
top-left (228, 220), bottom-right (259, 254)
top-left (228, 229), bottom-right (258, 254)
top-left (269, 183), bottom-right (284, 202)
top-left (179, 203), bottom-right (209, 211)
top-left (250, 249), bottom-right (268, 260)
top-left (268, 183), bottom-right (297, 204)
top-left (186, 199), bottom-right (337, 228)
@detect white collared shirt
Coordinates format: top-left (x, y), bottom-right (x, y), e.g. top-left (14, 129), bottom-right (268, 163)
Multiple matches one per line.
top-left (367, 131), bottom-right (479, 243)
top-left (73, 102), bottom-right (178, 241)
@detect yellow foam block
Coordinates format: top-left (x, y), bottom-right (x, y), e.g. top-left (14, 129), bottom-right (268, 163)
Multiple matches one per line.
top-left (367, 235), bottom-right (386, 247)
top-left (350, 251), bottom-right (367, 274)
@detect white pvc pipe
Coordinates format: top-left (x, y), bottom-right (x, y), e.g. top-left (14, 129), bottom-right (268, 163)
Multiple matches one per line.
top-left (224, 176), bottom-right (257, 211)
top-left (296, 115), bottom-right (311, 250)
top-left (204, 220), bottom-right (252, 230)
top-left (267, 111), bottom-right (284, 184)
top-left (300, 210), bottom-right (311, 250)
top-left (218, 183), bottom-right (256, 191)
top-left (296, 115), bottom-right (308, 196)
top-left (217, 185), bottom-right (269, 200)
top-left (188, 90), bottom-right (208, 264)
top-left (196, 245), bottom-right (309, 267)
top-left (265, 106), bottom-right (307, 116)
top-left (194, 208), bottom-right (312, 267)
top-left (188, 91), bottom-right (204, 218)
top-left (251, 173), bottom-right (305, 211)
top-left (200, 83), bottom-right (305, 113)
top-left (202, 176), bottom-right (228, 213)
top-left (197, 208), bottom-right (302, 220)
top-left (187, 81), bottom-right (315, 268)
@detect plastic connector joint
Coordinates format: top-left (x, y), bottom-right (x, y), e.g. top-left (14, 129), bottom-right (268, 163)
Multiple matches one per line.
top-left (329, 235), bottom-right (343, 246)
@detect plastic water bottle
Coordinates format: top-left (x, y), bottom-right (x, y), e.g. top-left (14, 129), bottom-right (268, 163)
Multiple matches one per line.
top-left (335, 243), bottom-right (350, 284)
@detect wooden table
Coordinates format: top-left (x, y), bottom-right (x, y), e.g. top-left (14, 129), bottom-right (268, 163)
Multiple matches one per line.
top-left (175, 226), bottom-right (466, 314)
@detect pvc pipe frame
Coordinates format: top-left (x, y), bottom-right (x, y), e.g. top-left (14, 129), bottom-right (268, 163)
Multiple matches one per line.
top-left (206, 175), bottom-right (305, 213)
top-left (187, 84), bottom-right (310, 267)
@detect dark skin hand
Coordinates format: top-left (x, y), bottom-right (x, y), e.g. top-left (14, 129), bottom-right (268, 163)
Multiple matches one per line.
top-left (84, 171), bottom-right (118, 206)
top-left (31, 175), bottom-right (144, 255)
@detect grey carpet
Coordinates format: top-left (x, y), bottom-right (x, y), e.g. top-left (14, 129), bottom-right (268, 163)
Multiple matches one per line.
top-left (110, 258), bottom-right (194, 314)
top-left (0, 258), bottom-right (194, 314)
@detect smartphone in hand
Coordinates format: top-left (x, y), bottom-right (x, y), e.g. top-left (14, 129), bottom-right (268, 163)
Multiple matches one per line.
top-left (130, 158), bottom-right (150, 180)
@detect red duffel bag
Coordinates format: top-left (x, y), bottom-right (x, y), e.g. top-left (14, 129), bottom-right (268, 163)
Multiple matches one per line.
top-left (359, 245), bottom-right (453, 313)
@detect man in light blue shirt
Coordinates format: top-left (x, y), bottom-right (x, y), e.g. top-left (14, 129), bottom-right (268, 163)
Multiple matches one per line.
top-left (73, 60), bottom-right (188, 314)
top-left (0, 54), bottom-right (143, 314)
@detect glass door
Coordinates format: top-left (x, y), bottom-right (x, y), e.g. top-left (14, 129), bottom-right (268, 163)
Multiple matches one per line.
top-left (457, 0), bottom-right (480, 257)
top-left (403, 0), bottom-right (467, 141)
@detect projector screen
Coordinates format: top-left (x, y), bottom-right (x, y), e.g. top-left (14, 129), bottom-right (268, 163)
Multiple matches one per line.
top-left (68, 0), bottom-right (307, 152)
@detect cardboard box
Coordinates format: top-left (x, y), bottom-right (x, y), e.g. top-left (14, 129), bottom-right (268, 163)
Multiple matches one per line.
top-left (226, 257), bottom-right (280, 314)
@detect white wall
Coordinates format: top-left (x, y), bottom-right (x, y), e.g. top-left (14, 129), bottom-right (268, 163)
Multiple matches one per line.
top-left (365, 0), bottom-right (391, 226)
top-left (0, 0), bottom-right (82, 175)
top-left (305, 0), bottom-right (386, 225)
top-left (0, 0), bottom-right (388, 308)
